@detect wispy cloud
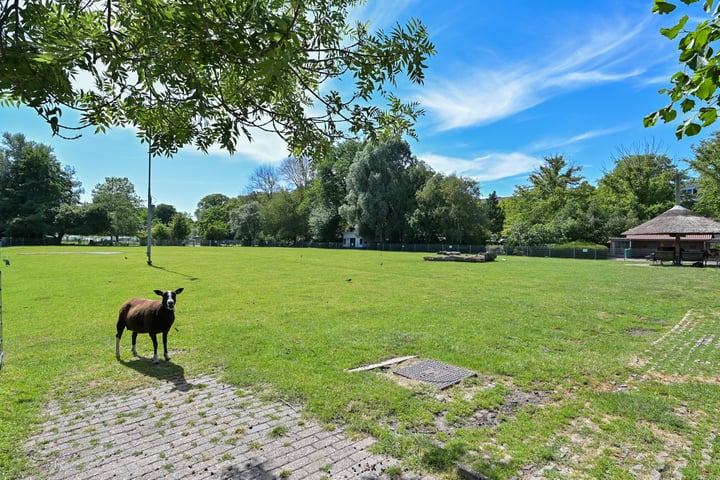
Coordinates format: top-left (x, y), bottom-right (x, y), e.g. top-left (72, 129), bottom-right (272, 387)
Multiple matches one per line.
top-left (527, 127), bottom-right (627, 153)
top-left (419, 151), bottom-right (541, 182)
top-left (418, 17), bottom-right (652, 131)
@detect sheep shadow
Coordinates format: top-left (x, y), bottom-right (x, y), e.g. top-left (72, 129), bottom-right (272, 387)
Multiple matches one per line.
top-left (118, 357), bottom-right (192, 392)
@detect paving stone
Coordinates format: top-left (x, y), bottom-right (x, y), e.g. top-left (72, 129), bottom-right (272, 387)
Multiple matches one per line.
top-left (25, 375), bottom-right (433, 480)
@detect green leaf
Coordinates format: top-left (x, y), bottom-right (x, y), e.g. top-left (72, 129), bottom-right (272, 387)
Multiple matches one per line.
top-left (704, 0), bottom-right (720, 15)
top-left (681, 98), bottom-right (696, 112)
top-left (644, 111), bottom-right (661, 127)
top-left (699, 106), bottom-right (718, 125)
top-left (653, 1), bottom-right (677, 14)
top-left (661, 15), bottom-right (689, 39)
top-left (684, 121), bottom-right (703, 136)
top-left (660, 106), bottom-right (678, 122)
top-left (696, 77), bottom-right (717, 99)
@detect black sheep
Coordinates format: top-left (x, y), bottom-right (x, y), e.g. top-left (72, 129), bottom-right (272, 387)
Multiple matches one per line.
top-left (115, 288), bottom-right (184, 364)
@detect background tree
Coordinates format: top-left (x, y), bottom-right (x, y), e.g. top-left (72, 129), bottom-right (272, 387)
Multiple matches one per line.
top-left (0, 132), bottom-right (79, 240)
top-left (595, 149), bottom-right (677, 228)
top-left (248, 165), bottom-right (281, 199)
top-left (53, 203), bottom-right (83, 240)
top-left (77, 203), bottom-right (112, 235)
top-left (151, 223), bottom-right (171, 244)
top-left (340, 138), bottom-right (425, 242)
top-left (154, 203), bottom-right (177, 225)
top-left (194, 194), bottom-right (243, 241)
top-left (261, 189), bottom-right (309, 242)
top-left (307, 140), bottom-right (361, 241)
top-left (201, 222), bottom-right (230, 242)
top-left (229, 202), bottom-right (262, 243)
top-left (195, 194), bottom-right (230, 219)
top-left (687, 130), bottom-right (720, 218)
top-left (503, 156), bottom-right (594, 245)
top-left (170, 213), bottom-right (193, 244)
top-left (91, 177), bottom-right (143, 242)
top-left (280, 157), bottom-right (314, 193)
top-left (196, 206), bottom-right (230, 241)
top-left (1, 0), bottom-right (435, 159)
top-left (645, 1), bottom-right (720, 138)
top-left (410, 173), bottom-right (487, 244)
top-left (481, 191), bottom-right (505, 240)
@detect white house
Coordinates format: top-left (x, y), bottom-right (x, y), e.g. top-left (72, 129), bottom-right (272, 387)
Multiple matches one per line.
top-left (342, 229), bottom-right (364, 248)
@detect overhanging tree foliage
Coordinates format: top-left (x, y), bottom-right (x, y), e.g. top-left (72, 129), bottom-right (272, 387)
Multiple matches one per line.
top-left (645, 0), bottom-right (720, 138)
top-left (0, 0), bottom-right (435, 158)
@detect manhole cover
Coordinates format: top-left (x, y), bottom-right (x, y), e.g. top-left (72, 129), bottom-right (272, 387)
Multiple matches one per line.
top-left (394, 359), bottom-right (476, 389)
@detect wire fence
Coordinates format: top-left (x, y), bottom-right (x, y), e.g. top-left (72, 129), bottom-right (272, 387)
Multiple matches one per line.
top-left (1, 236), bottom-right (613, 260)
top-left (179, 240), bottom-right (611, 259)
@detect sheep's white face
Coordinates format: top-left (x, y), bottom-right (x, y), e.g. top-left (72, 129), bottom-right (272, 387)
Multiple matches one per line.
top-left (164, 291), bottom-right (177, 310)
top-left (155, 288), bottom-right (183, 310)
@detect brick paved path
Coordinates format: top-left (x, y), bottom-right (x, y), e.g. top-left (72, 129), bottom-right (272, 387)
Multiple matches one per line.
top-left (25, 375), bottom-right (434, 480)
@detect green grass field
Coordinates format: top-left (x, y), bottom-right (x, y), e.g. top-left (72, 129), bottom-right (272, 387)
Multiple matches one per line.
top-left (1, 246), bottom-right (719, 479)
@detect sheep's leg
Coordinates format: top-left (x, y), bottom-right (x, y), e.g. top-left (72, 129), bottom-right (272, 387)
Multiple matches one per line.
top-left (149, 332), bottom-right (159, 364)
top-left (131, 331), bottom-right (139, 356)
top-left (115, 320), bottom-right (125, 359)
top-left (162, 331), bottom-right (170, 361)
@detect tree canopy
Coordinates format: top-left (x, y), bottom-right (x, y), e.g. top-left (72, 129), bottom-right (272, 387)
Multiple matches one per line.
top-left (0, 0), bottom-right (435, 158)
top-left (91, 176), bottom-right (143, 240)
top-left (340, 137), bottom-right (428, 242)
top-left (645, 0), bottom-right (720, 138)
top-left (688, 130), bottom-right (720, 217)
top-left (0, 132), bottom-right (79, 239)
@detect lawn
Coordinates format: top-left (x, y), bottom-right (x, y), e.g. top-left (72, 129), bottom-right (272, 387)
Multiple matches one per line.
top-left (1, 246), bottom-right (719, 479)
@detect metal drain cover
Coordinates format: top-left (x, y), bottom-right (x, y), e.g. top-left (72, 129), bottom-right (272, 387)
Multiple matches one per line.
top-left (394, 359), bottom-right (476, 389)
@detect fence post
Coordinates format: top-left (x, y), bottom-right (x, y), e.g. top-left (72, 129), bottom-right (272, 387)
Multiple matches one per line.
top-left (0, 271), bottom-right (3, 371)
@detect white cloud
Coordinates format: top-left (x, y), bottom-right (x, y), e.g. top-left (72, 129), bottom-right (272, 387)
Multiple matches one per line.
top-left (183, 127), bottom-right (290, 165)
top-left (418, 17), bottom-right (651, 131)
top-left (419, 151), bottom-right (541, 182)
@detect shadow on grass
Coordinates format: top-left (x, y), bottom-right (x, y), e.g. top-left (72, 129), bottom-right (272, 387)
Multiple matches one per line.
top-left (148, 263), bottom-right (200, 281)
top-left (118, 357), bottom-right (193, 392)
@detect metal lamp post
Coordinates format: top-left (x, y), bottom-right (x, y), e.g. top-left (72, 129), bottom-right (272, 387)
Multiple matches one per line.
top-left (146, 138), bottom-right (153, 265)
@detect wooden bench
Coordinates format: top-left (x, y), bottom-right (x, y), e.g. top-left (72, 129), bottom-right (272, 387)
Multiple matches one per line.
top-left (652, 251), bottom-right (675, 265)
top-left (682, 251), bottom-right (705, 265)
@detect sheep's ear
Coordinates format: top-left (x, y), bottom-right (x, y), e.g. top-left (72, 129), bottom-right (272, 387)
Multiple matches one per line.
top-left (175, 288), bottom-right (184, 295)
top-left (154, 289), bottom-right (164, 296)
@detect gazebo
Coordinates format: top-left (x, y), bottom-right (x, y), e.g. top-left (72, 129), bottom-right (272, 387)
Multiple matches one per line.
top-left (622, 205), bottom-right (720, 265)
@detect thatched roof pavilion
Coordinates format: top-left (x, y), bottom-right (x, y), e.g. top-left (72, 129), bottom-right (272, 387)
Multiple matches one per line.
top-left (622, 205), bottom-right (720, 264)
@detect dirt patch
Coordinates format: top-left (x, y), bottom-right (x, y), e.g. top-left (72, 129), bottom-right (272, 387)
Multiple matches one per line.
top-left (375, 357), bottom-right (552, 433)
top-left (454, 389), bottom-right (551, 430)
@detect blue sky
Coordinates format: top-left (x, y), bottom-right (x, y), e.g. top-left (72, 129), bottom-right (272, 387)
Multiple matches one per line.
top-left (0, 0), bottom-right (709, 216)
